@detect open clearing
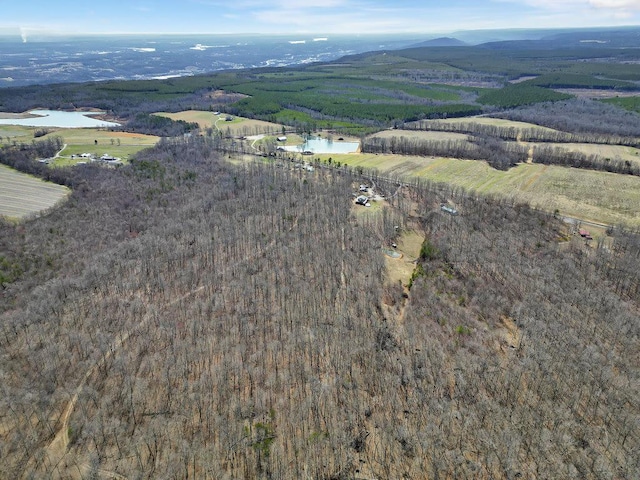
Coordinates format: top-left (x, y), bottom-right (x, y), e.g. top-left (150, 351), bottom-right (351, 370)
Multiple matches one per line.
top-left (0, 164), bottom-right (70, 219)
top-left (42, 129), bottom-right (159, 165)
top-left (371, 129), bottom-right (469, 142)
top-left (383, 229), bottom-right (424, 285)
top-left (0, 125), bottom-right (38, 145)
top-left (1, 125), bottom-right (158, 165)
top-left (155, 111), bottom-right (284, 135)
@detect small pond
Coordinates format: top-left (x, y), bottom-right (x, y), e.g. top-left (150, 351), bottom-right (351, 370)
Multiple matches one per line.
top-left (0, 110), bottom-right (121, 128)
top-left (284, 136), bottom-right (360, 154)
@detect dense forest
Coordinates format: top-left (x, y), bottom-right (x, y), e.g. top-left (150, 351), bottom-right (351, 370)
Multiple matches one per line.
top-left (1, 28), bottom-right (640, 479)
top-left (1, 135), bottom-right (638, 479)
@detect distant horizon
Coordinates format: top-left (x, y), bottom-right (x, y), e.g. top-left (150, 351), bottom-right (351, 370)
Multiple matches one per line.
top-left (2, 1), bottom-right (640, 37)
top-left (0, 25), bottom-right (638, 44)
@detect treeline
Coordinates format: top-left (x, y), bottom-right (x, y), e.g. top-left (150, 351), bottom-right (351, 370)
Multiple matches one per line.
top-left (362, 135), bottom-right (528, 170)
top-left (362, 133), bottom-right (640, 175)
top-left (124, 112), bottom-right (200, 137)
top-left (493, 98), bottom-right (640, 138)
top-left (0, 137), bottom-right (71, 184)
top-left (411, 119), bottom-right (640, 147)
top-left (533, 144), bottom-right (640, 175)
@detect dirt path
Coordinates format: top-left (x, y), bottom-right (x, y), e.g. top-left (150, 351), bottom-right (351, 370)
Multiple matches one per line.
top-left (521, 164), bottom-right (547, 191)
top-left (26, 215), bottom-right (300, 479)
top-left (516, 132), bottom-right (534, 164)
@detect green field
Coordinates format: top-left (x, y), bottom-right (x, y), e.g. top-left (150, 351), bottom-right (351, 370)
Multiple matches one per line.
top-left (0, 125), bottom-right (38, 145)
top-left (0, 164), bottom-right (70, 220)
top-left (155, 111), bottom-right (288, 137)
top-left (43, 129), bottom-right (158, 165)
top-left (1, 125), bottom-right (159, 165)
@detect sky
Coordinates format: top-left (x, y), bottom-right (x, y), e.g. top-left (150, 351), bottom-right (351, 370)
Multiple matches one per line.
top-left (1, 0), bottom-right (639, 37)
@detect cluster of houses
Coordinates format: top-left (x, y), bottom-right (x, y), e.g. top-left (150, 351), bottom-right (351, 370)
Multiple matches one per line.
top-left (355, 184), bottom-right (371, 207)
top-left (71, 153), bottom-right (122, 165)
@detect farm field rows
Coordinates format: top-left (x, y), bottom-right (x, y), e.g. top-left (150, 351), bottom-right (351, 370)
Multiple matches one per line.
top-left (0, 164), bottom-right (70, 219)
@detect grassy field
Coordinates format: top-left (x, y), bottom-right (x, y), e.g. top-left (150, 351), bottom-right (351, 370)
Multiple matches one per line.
top-left (0, 125), bottom-right (38, 145)
top-left (371, 129), bottom-right (469, 142)
top-left (155, 111), bottom-right (285, 136)
top-left (312, 152), bottom-right (640, 227)
top-left (0, 164), bottom-right (70, 220)
top-left (1, 124), bottom-right (159, 165)
top-left (43, 129), bottom-right (158, 165)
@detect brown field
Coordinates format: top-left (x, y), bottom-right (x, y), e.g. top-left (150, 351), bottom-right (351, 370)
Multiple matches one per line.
top-left (0, 164), bottom-right (70, 219)
top-left (371, 129), bottom-right (468, 141)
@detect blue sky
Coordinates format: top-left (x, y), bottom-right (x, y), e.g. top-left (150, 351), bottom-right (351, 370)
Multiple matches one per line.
top-left (2, 0), bottom-right (639, 36)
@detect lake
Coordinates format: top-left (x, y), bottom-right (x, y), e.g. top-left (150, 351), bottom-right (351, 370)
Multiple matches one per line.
top-left (284, 136), bottom-right (360, 154)
top-left (0, 110), bottom-right (121, 128)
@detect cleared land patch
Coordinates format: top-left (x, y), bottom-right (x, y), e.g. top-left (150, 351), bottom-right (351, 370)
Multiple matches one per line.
top-left (42, 129), bottom-right (158, 165)
top-left (0, 164), bottom-right (70, 219)
top-left (0, 125), bottom-right (38, 145)
top-left (371, 129), bottom-right (468, 142)
top-left (384, 230), bottom-right (424, 286)
top-left (155, 111), bottom-right (284, 136)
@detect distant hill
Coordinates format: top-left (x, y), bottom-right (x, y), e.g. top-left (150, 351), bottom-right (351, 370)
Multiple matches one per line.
top-left (478, 26), bottom-right (640, 50)
top-left (409, 37), bottom-right (467, 47)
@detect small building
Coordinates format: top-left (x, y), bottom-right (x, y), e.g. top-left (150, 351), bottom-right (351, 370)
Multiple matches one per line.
top-left (277, 136), bottom-right (287, 142)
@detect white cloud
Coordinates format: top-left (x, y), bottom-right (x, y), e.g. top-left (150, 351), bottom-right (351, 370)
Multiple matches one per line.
top-left (588, 0), bottom-right (640, 8)
top-left (502, 0), bottom-right (640, 10)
